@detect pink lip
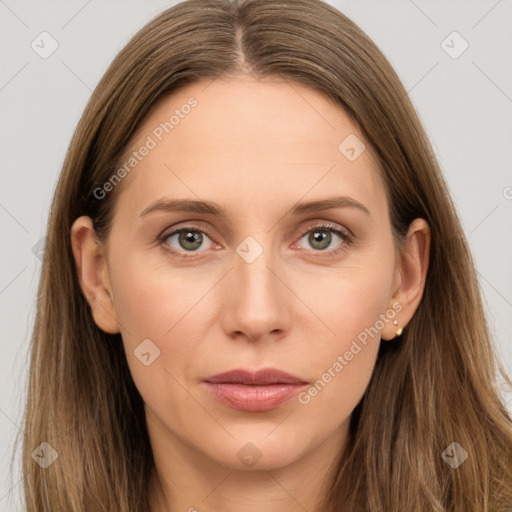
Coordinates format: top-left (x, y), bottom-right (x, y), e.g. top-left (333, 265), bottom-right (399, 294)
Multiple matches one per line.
top-left (202, 368), bottom-right (308, 412)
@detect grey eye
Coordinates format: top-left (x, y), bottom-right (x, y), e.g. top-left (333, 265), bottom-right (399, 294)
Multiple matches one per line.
top-left (165, 229), bottom-right (214, 252)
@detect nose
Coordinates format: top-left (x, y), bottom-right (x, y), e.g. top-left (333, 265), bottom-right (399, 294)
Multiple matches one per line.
top-left (220, 241), bottom-right (292, 343)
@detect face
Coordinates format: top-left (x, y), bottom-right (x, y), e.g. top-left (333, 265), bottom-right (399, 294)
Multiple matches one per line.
top-left (80, 74), bottom-right (408, 472)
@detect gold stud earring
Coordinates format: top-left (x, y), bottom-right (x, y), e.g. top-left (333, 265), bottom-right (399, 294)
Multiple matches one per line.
top-left (393, 319), bottom-right (403, 337)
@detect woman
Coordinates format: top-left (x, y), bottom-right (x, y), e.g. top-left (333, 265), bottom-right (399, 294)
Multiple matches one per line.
top-left (17, 0), bottom-right (512, 510)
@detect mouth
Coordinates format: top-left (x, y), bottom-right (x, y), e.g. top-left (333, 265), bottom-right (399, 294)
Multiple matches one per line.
top-left (202, 368), bottom-right (308, 412)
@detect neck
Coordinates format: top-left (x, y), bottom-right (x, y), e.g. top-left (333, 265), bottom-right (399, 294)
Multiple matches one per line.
top-left (147, 421), bottom-right (349, 512)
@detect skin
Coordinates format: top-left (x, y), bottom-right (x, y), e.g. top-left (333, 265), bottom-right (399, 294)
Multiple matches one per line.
top-left (71, 74), bottom-right (430, 512)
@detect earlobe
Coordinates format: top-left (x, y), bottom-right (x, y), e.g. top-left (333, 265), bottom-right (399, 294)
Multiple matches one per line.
top-left (70, 216), bottom-right (121, 334)
top-left (382, 218), bottom-right (431, 341)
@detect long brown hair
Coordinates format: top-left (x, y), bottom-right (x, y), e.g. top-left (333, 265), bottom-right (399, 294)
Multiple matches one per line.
top-left (15, 0), bottom-right (512, 510)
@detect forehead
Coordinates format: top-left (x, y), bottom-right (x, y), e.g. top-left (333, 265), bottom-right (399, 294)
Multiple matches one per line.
top-left (113, 75), bottom-right (386, 217)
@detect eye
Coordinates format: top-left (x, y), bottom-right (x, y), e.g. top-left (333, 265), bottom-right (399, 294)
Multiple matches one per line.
top-left (159, 225), bottom-right (216, 257)
top-left (158, 221), bottom-right (353, 259)
top-left (295, 222), bottom-right (353, 257)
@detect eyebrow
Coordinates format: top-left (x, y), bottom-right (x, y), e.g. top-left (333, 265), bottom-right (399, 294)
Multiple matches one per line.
top-left (139, 196), bottom-right (371, 218)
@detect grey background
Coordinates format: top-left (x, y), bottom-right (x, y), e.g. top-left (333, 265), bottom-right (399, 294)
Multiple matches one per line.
top-left (1, 0), bottom-right (511, 510)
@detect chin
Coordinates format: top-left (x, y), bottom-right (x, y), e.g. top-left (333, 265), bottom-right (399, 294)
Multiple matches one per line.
top-left (203, 428), bottom-right (317, 471)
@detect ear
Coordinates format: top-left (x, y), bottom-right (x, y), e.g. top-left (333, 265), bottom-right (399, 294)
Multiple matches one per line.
top-left (70, 216), bottom-right (120, 334)
top-left (381, 218), bottom-right (431, 341)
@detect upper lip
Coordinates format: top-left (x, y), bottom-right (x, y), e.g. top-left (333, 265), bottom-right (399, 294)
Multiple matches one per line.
top-left (203, 368), bottom-right (308, 385)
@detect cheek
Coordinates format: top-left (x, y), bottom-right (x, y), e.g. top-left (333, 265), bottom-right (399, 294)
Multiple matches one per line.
top-left (109, 248), bottom-right (213, 342)
top-left (302, 257), bottom-right (394, 346)
top-left (107, 251), bottom-right (219, 391)
top-left (292, 259), bottom-right (394, 415)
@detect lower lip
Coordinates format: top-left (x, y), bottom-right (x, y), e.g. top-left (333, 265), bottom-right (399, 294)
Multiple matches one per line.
top-left (202, 382), bottom-right (307, 412)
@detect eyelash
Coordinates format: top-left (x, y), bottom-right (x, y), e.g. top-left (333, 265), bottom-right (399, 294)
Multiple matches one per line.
top-left (157, 222), bottom-right (354, 259)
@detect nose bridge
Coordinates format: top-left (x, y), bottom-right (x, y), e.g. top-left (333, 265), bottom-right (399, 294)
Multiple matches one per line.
top-left (221, 233), bottom-right (289, 340)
